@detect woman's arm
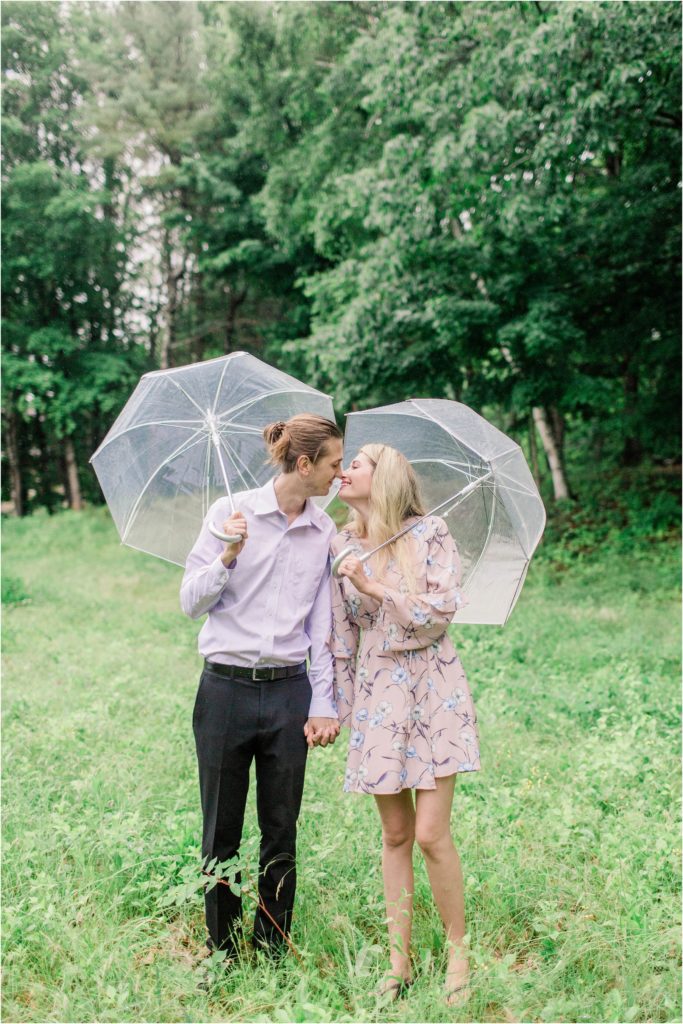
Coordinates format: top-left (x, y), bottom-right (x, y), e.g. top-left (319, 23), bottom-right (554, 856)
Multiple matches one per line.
top-left (328, 560), bottom-right (361, 727)
top-left (341, 519), bottom-right (466, 647)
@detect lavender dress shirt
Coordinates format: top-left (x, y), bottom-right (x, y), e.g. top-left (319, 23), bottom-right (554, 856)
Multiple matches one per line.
top-left (180, 478), bottom-right (338, 719)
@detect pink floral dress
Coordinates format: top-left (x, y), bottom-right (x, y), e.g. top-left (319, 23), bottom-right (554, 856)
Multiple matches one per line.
top-left (329, 516), bottom-right (480, 794)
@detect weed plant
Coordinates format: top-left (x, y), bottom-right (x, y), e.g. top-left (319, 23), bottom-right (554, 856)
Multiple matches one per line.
top-left (2, 505), bottom-right (680, 1023)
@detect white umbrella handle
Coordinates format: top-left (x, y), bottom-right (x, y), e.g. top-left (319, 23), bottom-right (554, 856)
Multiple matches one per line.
top-left (331, 471), bottom-right (494, 577)
top-left (206, 414), bottom-right (243, 544)
top-left (208, 522), bottom-right (243, 544)
top-left (331, 545), bottom-right (369, 577)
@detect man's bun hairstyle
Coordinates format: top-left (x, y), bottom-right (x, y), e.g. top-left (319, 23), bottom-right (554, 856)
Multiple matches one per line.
top-left (263, 413), bottom-right (342, 473)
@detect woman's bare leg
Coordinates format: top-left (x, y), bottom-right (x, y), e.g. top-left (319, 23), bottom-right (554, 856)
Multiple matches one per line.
top-left (373, 789), bottom-right (416, 983)
top-left (414, 775), bottom-right (469, 999)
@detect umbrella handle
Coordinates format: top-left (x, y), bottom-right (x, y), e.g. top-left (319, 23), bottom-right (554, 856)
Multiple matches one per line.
top-left (208, 522), bottom-right (243, 545)
top-left (331, 545), bottom-right (368, 577)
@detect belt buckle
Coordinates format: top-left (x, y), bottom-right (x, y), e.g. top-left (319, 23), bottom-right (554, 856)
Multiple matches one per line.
top-left (252, 666), bottom-right (274, 681)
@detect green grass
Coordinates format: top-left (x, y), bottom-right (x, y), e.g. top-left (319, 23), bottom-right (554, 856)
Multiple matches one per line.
top-left (2, 507), bottom-right (680, 1023)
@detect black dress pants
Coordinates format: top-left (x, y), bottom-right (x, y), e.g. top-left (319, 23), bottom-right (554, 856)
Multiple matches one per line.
top-left (192, 665), bottom-right (311, 953)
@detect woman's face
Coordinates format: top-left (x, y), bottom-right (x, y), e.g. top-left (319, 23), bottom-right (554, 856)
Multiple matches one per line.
top-left (338, 451), bottom-right (375, 503)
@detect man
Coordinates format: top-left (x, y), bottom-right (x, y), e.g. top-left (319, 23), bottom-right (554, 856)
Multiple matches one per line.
top-left (180, 413), bottom-right (343, 957)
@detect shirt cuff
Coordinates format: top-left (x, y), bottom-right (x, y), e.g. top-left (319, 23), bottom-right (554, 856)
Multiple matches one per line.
top-left (208, 555), bottom-right (231, 587)
top-left (308, 695), bottom-right (339, 719)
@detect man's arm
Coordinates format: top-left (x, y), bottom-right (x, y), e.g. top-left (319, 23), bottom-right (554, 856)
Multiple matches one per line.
top-left (304, 558), bottom-right (340, 748)
top-left (180, 504), bottom-right (247, 619)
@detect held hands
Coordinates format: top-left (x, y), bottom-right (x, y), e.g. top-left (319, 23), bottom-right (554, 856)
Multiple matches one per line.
top-left (304, 717), bottom-right (340, 749)
top-left (220, 512), bottom-right (248, 566)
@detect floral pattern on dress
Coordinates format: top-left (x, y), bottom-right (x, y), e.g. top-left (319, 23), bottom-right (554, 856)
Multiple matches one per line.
top-left (329, 516), bottom-right (480, 794)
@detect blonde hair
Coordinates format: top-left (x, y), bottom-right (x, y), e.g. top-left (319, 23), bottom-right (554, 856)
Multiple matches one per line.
top-left (346, 443), bottom-right (425, 585)
top-left (263, 413), bottom-right (342, 473)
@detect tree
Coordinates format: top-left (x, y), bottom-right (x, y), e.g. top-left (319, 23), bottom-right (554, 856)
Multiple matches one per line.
top-left (256, 1), bottom-right (680, 496)
top-left (2, 1), bottom-right (143, 513)
top-left (80, 0), bottom-right (215, 368)
top-left (3, 1), bottom-right (680, 513)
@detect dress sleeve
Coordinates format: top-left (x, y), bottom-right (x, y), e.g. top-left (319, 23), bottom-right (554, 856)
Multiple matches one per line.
top-left (376, 518), bottom-right (467, 650)
top-left (304, 558), bottom-right (338, 719)
top-left (328, 539), bottom-right (359, 727)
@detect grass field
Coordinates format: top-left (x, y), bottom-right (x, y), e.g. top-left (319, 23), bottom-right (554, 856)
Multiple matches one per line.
top-left (2, 508), bottom-right (681, 1023)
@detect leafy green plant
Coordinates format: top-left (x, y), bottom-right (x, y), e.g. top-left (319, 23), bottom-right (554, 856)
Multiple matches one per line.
top-left (1, 574), bottom-right (30, 605)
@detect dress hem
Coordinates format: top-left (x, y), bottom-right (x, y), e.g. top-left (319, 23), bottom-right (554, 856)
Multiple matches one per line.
top-left (343, 764), bottom-right (480, 795)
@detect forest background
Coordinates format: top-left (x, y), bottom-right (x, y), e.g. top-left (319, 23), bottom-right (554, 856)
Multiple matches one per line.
top-left (2, 0), bottom-right (681, 522)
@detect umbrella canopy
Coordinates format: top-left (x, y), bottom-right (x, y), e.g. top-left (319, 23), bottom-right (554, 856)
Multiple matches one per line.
top-left (90, 352), bottom-right (336, 566)
top-left (340, 399), bottom-right (546, 625)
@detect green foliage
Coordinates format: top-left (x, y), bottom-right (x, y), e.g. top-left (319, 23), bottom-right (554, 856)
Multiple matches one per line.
top-left (256, 1), bottom-right (680, 456)
top-left (1, 0), bottom-right (680, 514)
top-left (1, 1), bottom-right (144, 511)
top-left (1, 574), bottom-right (30, 606)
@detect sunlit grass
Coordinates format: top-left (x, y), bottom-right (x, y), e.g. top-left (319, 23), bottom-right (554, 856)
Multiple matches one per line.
top-left (2, 508), bottom-right (680, 1023)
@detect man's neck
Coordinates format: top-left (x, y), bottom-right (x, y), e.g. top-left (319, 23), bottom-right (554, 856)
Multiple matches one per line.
top-left (273, 474), bottom-right (309, 519)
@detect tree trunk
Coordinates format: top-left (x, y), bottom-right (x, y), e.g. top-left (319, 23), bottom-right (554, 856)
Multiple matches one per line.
top-left (605, 149), bottom-right (622, 178)
top-left (621, 366), bottom-right (643, 466)
top-left (528, 410), bottom-right (541, 489)
top-left (64, 437), bottom-right (83, 511)
top-left (161, 234), bottom-right (184, 370)
top-left (224, 287), bottom-right (247, 354)
top-left (161, 264), bottom-right (177, 370)
top-left (34, 418), bottom-right (59, 514)
top-left (532, 406), bottom-right (570, 500)
top-left (101, 156), bottom-right (120, 345)
top-left (549, 405), bottom-right (565, 453)
top-left (148, 291), bottom-right (162, 365)
top-left (5, 406), bottom-right (24, 516)
top-left (193, 270), bottom-right (208, 363)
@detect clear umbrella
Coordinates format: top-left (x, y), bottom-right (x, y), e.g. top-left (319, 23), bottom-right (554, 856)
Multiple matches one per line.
top-left (90, 352), bottom-right (337, 567)
top-left (332, 399), bottom-right (546, 625)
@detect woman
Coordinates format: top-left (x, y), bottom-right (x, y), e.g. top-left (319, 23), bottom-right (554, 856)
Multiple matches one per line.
top-left (330, 444), bottom-right (479, 1004)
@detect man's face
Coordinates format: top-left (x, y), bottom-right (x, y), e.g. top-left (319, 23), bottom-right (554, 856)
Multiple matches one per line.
top-left (306, 438), bottom-right (344, 497)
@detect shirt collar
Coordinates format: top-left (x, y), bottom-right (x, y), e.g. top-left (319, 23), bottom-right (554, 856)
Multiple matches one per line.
top-left (252, 478), bottom-right (281, 516)
top-left (252, 477), bottom-right (325, 532)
